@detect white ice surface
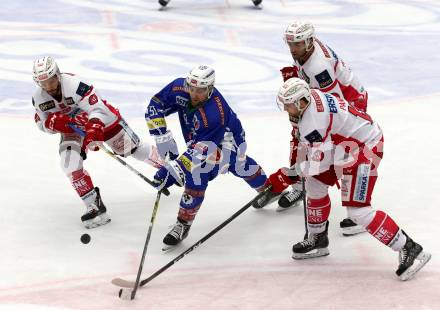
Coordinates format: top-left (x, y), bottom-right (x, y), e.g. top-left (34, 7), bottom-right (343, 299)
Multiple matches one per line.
top-left (1, 96), bottom-right (439, 309)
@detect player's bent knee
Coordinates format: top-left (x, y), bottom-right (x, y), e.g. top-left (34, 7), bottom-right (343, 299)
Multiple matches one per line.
top-left (305, 177), bottom-right (329, 199)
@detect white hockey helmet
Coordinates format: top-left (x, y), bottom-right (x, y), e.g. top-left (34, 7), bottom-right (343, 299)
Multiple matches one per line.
top-left (276, 78), bottom-right (311, 114)
top-left (185, 65), bottom-right (216, 98)
top-left (284, 21), bottom-right (315, 50)
top-left (32, 56), bottom-right (60, 86)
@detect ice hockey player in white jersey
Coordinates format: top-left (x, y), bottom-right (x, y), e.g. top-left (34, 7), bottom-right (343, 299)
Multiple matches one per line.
top-left (264, 78), bottom-right (431, 281)
top-left (32, 56), bottom-right (162, 229)
top-left (278, 21), bottom-right (368, 236)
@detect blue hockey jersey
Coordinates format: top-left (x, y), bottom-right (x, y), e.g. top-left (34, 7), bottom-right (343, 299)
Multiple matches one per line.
top-left (145, 78), bottom-right (246, 168)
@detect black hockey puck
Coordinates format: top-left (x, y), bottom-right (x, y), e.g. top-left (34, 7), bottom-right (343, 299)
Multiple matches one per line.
top-left (80, 233), bottom-right (91, 244)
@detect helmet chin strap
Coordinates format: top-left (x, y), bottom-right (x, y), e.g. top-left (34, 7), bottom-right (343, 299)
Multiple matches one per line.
top-left (295, 98), bottom-right (310, 118)
top-left (305, 38), bottom-right (314, 52)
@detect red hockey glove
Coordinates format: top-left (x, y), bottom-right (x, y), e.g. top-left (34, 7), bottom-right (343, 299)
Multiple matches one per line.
top-left (265, 168), bottom-right (299, 193)
top-left (44, 112), bottom-right (74, 134)
top-left (83, 118), bottom-right (105, 151)
top-left (280, 66), bottom-right (299, 82)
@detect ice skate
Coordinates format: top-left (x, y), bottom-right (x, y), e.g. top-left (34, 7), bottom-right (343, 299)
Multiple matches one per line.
top-left (396, 231), bottom-right (431, 281)
top-left (292, 222), bottom-right (329, 259)
top-left (81, 187), bottom-right (111, 229)
top-left (162, 219), bottom-right (191, 251)
top-left (276, 188), bottom-right (303, 212)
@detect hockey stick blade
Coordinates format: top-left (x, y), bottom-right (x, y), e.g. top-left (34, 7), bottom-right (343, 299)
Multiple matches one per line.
top-left (112, 277), bottom-right (136, 288)
top-left (112, 187), bottom-right (272, 290)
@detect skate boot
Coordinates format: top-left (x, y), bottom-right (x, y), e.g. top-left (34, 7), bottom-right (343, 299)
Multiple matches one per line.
top-left (253, 191), bottom-right (283, 209)
top-left (292, 222), bottom-right (329, 259)
top-left (159, 0), bottom-right (170, 7)
top-left (340, 218), bottom-right (366, 236)
top-left (252, 0), bottom-right (262, 6)
top-left (81, 187), bottom-right (111, 229)
top-left (162, 219), bottom-right (191, 251)
top-left (277, 188), bottom-right (303, 212)
top-left (396, 231), bottom-right (431, 281)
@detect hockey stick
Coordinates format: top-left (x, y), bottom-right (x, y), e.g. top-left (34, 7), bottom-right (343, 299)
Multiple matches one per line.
top-left (68, 124), bottom-right (169, 196)
top-left (120, 190), bottom-right (162, 300)
top-left (301, 177), bottom-right (308, 239)
top-left (112, 186), bottom-right (272, 292)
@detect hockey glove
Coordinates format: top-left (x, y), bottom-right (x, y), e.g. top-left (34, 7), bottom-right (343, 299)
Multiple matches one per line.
top-left (44, 112), bottom-right (75, 134)
top-left (280, 66), bottom-right (299, 82)
top-left (265, 167), bottom-right (299, 193)
top-left (83, 118), bottom-right (105, 151)
top-left (154, 130), bottom-right (179, 160)
top-left (152, 160), bottom-right (185, 191)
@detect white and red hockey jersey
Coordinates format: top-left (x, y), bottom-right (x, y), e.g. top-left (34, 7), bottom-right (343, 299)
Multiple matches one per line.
top-left (284, 38), bottom-right (368, 112)
top-left (296, 89), bottom-right (382, 177)
top-left (33, 73), bottom-right (121, 134)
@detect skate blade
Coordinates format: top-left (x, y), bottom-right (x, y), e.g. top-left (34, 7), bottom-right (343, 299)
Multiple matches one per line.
top-left (399, 251), bottom-right (432, 281)
top-left (341, 225), bottom-right (366, 236)
top-left (84, 214), bottom-right (111, 229)
top-left (161, 243), bottom-right (183, 252)
top-left (292, 248), bottom-right (330, 260)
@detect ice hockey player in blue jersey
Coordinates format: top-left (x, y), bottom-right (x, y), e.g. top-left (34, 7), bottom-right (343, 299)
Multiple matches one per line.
top-left (145, 65), bottom-right (276, 249)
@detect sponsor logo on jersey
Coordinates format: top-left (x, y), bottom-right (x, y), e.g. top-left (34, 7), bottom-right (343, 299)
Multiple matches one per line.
top-left (353, 164), bottom-right (370, 203)
top-left (76, 82), bottom-right (91, 97)
top-left (316, 70), bottom-right (333, 89)
top-left (178, 155), bottom-right (192, 172)
top-left (65, 97), bottom-right (74, 105)
top-left (311, 90), bottom-right (324, 112)
top-left (214, 96), bottom-right (225, 125)
top-left (304, 130), bottom-right (323, 143)
top-left (146, 117), bottom-right (166, 130)
top-left (172, 86), bottom-right (185, 92)
top-left (198, 108), bottom-right (209, 128)
top-left (176, 96), bottom-right (188, 107)
top-left (324, 94), bottom-right (338, 113)
top-left (39, 100), bottom-right (55, 111)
